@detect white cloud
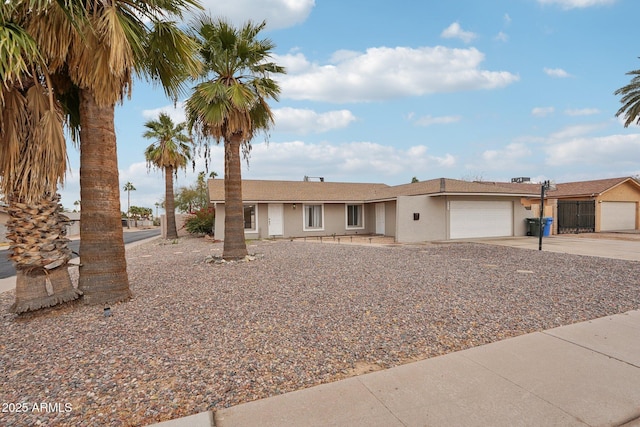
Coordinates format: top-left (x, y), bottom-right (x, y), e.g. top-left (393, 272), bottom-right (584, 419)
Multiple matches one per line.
top-left (532, 106), bottom-right (555, 117)
top-left (564, 108), bottom-right (600, 116)
top-left (544, 67), bottom-right (572, 78)
top-left (141, 103), bottom-right (186, 124)
top-left (537, 0), bottom-right (616, 9)
top-left (481, 143), bottom-right (532, 164)
top-left (414, 115), bottom-right (461, 127)
top-left (616, 115), bottom-right (640, 128)
top-left (545, 134), bottom-right (640, 166)
top-left (196, 0), bottom-right (315, 30)
top-left (549, 123), bottom-right (603, 139)
top-left (504, 14), bottom-right (512, 24)
top-left (440, 22), bottom-right (477, 43)
top-left (275, 46), bottom-right (519, 103)
top-left (141, 104), bottom-right (357, 135)
top-left (495, 31), bottom-right (509, 42)
top-left (241, 141), bottom-right (457, 181)
top-left (273, 107), bottom-right (356, 134)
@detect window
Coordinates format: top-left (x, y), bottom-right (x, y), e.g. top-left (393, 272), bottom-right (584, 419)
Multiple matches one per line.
top-left (244, 204), bottom-right (257, 232)
top-left (346, 204), bottom-right (364, 229)
top-left (304, 204), bottom-right (323, 230)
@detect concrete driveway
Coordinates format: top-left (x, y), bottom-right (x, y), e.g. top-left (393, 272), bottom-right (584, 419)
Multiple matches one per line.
top-left (474, 232), bottom-right (640, 262)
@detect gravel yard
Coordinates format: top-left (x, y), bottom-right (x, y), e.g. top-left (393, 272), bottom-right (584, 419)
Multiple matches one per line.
top-left (1, 236), bottom-right (639, 426)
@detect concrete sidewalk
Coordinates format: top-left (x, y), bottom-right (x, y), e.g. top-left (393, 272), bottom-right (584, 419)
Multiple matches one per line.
top-left (151, 309), bottom-right (640, 427)
top-left (475, 235), bottom-right (640, 262)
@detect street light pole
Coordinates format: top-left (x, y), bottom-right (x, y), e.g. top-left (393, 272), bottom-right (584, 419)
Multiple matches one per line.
top-left (538, 180), bottom-right (553, 251)
top-left (538, 182), bottom-right (545, 250)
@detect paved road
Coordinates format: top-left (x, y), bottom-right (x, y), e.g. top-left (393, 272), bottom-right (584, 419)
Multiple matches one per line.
top-left (0, 229), bottom-right (160, 279)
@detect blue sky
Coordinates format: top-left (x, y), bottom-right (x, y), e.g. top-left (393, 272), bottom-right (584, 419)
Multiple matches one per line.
top-left (58, 0), bottom-right (640, 212)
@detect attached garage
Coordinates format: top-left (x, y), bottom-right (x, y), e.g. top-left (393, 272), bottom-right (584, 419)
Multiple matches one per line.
top-left (449, 200), bottom-right (513, 239)
top-left (601, 202), bottom-right (637, 231)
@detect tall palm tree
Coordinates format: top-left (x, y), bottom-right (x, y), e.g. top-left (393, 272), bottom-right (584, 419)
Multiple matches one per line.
top-left (1, 3), bottom-right (79, 312)
top-left (3, 0), bottom-right (202, 305)
top-left (143, 113), bottom-right (192, 240)
top-left (186, 17), bottom-right (285, 260)
top-left (123, 181), bottom-right (136, 229)
top-left (615, 64), bottom-right (640, 127)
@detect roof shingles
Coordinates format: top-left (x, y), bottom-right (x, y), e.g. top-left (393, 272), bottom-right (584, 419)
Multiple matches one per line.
top-left (207, 177), bottom-right (541, 203)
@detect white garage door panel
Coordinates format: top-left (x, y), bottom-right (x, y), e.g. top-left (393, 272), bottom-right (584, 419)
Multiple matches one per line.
top-left (601, 202), bottom-right (636, 231)
top-left (450, 201), bottom-right (513, 239)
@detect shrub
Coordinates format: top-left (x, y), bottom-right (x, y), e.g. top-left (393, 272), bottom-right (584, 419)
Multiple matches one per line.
top-left (184, 208), bottom-right (215, 236)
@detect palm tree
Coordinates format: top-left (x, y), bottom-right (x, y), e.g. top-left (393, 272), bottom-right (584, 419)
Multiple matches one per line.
top-left (2, 0), bottom-right (202, 306)
top-left (186, 17), bottom-right (285, 260)
top-left (123, 182), bottom-right (136, 229)
top-left (615, 64), bottom-right (640, 127)
top-left (1, 3), bottom-right (79, 312)
top-left (143, 113), bottom-right (192, 240)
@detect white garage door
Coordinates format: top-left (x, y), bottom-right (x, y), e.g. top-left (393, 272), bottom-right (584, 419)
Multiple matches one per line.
top-left (601, 202), bottom-right (636, 231)
top-left (450, 201), bottom-right (513, 239)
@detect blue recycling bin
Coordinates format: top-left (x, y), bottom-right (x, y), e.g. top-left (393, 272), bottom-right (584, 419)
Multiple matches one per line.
top-left (542, 217), bottom-right (553, 236)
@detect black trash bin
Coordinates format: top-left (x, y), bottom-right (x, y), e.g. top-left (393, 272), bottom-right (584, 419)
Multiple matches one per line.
top-left (526, 218), bottom-right (542, 236)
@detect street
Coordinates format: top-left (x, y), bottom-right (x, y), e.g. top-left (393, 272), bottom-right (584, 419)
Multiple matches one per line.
top-left (0, 228), bottom-right (160, 279)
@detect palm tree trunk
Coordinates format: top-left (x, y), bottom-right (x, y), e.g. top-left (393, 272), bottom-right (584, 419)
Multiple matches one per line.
top-left (165, 166), bottom-right (178, 240)
top-left (8, 193), bottom-right (80, 313)
top-left (78, 89), bottom-right (131, 305)
top-left (223, 134), bottom-right (248, 260)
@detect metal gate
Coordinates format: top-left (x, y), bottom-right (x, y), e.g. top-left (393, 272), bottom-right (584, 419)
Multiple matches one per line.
top-left (557, 201), bottom-right (595, 234)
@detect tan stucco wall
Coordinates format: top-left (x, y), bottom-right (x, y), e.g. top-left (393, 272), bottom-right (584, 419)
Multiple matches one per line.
top-left (595, 181), bottom-right (640, 231)
top-left (161, 213), bottom-right (191, 239)
top-left (396, 195), bottom-right (530, 243)
top-left (396, 195), bottom-right (447, 243)
top-left (215, 202), bottom-right (377, 240)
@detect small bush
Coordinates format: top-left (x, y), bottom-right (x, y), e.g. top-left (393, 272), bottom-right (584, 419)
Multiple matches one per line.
top-left (184, 208), bottom-right (215, 236)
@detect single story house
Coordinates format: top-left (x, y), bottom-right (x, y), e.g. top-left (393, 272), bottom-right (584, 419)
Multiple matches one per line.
top-left (207, 178), bottom-right (541, 243)
top-left (518, 177), bottom-right (640, 234)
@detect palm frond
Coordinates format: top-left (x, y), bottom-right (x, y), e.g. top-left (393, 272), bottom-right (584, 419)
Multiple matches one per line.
top-left (185, 16), bottom-right (286, 152)
top-left (0, 22), bottom-right (43, 91)
top-left (141, 20), bottom-right (202, 100)
top-left (615, 66), bottom-right (640, 127)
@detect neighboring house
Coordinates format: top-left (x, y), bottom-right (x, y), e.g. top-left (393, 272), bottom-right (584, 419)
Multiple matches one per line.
top-left (0, 208), bottom-right (80, 242)
top-left (520, 177), bottom-right (640, 234)
top-left (0, 204), bottom-right (8, 243)
top-left (64, 211), bottom-right (81, 237)
top-left (207, 178), bottom-right (540, 243)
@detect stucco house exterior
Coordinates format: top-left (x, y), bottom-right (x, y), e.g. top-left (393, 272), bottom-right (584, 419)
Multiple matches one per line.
top-left (208, 178), bottom-right (540, 243)
top-left (518, 177), bottom-right (640, 234)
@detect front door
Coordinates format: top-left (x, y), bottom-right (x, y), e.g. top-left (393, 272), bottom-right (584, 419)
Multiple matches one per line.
top-left (375, 203), bottom-right (385, 235)
top-left (268, 204), bottom-right (283, 236)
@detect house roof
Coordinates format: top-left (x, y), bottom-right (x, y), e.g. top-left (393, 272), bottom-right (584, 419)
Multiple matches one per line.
top-left (208, 179), bottom-right (390, 203)
top-left (548, 177), bottom-right (640, 198)
top-left (486, 177), bottom-right (640, 198)
top-left (207, 177), bottom-right (540, 203)
top-left (374, 178), bottom-right (539, 199)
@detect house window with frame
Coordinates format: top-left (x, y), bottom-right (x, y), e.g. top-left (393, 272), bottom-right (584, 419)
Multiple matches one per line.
top-left (304, 204), bottom-right (323, 230)
top-left (346, 204), bottom-right (364, 229)
top-left (244, 204), bottom-right (257, 231)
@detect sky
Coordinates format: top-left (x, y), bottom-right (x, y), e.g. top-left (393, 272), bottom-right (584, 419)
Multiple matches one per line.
top-left (57, 0), bottom-right (640, 213)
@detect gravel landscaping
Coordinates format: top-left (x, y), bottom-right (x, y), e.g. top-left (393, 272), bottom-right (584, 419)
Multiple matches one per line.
top-left (1, 236), bottom-right (639, 426)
